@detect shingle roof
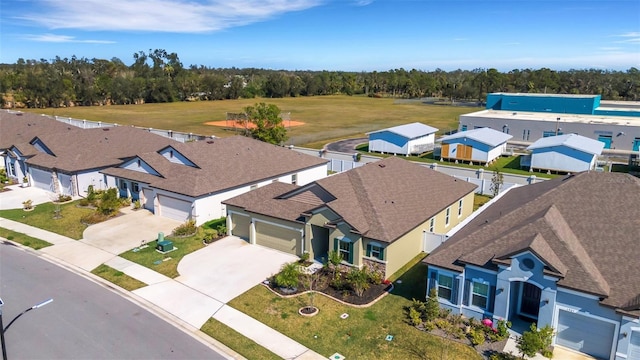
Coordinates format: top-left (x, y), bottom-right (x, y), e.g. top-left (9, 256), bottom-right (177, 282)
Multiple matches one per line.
top-left (25, 126), bottom-right (177, 172)
top-left (225, 157), bottom-right (477, 243)
top-left (367, 122), bottom-right (439, 139)
top-left (526, 133), bottom-right (604, 155)
top-left (102, 136), bottom-right (328, 197)
top-left (425, 172), bottom-right (640, 316)
top-left (439, 127), bottom-right (513, 147)
top-left (0, 111), bottom-right (78, 151)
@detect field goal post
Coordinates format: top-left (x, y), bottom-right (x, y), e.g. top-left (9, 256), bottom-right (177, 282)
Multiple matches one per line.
top-left (280, 112), bottom-right (291, 128)
top-left (226, 112), bottom-right (248, 133)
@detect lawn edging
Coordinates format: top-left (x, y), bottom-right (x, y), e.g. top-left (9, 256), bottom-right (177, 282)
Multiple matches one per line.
top-left (261, 282), bottom-right (394, 309)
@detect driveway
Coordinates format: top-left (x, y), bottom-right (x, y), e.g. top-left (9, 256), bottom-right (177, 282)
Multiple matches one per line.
top-left (325, 137), bottom-right (367, 152)
top-left (81, 208), bottom-right (182, 255)
top-left (176, 236), bottom-right (299, 303)
top-left (0, 185), bottom-right (58, 209)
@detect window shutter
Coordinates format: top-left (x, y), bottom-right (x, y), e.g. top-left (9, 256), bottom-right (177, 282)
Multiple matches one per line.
top-left (427, 271), bottom-right (437, 295)
top-left (333, 238), bottom-right (339, 252)
top-left (379, 247), bottom-right (384, 261)
top-left (348, 242), bottom-right (354, 264)
top-left (488, 285), bottom-right (496, 313)
top-left (366, 244), bottom-right (371, 257)
top-left (452, 278), bottom-right (460, 304)
top-left (463, 279), bottom-right (471, 306)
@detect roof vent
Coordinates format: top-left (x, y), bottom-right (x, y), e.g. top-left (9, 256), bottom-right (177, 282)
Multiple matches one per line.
top-left (103, 128), bottom-right (109, 131)
top-left (378, 164), bottom-right (386, 168)
top-left (206, 140), bottom-right (214, 144)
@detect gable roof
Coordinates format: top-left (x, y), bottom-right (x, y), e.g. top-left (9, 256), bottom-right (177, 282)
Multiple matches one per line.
top-left (425, 172), bottom-right (640, 316)
top-left (439, 127), bottom-right (513, 147)
top-left (25, 126), bottom-right (177, 172)
top-left (102, 136), bottom-right (328, 197)
top-left (367, 122), bottom-right (438, 139)
top-left (526, 133), bottom-right (604, 155)
top-left (0, 111), bottom-right (78, 152)
top-left (224, 156), bottom-right (477, 243)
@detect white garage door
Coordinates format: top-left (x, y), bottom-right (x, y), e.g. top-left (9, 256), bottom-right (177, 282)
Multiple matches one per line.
top-left (629, 331), bottom-right (640, 360)
top-left (58, 173), bottom-right (73, 195)
top-left (556, 310), bottom-right (615, 360)
top-left (142, 188), bottom-right (154, 211)
top-left (230, 213), bottom-right (251, 240)
top-left (255, 222), bottom-right (300, 255)
top-left (30, 167), bottom-right (53, 191)
top-left (158, 195), bottom-right (191, 222)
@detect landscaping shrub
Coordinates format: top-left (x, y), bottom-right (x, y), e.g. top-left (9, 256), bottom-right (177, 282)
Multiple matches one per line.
top-left (133, 199), bottom-right (141, 209)
top-left (98, 188), bottom-right (120, 215)
top-left (173, 220), bottom-right (197, 236)
top-left (299, 252), bottom-right (310, 263)
top-left (469, 328), bottom-right (486, 346)
top-left (346, 267), bottom-right (370, 297)
top-left (78, 198), bottom-right (90, 207)
top-left (368, 269), bottom-right (384, 285)
top-left (57, 194), bottom-right (72, 202)
top-left (517, 323), bottom-right (554, 358)
top-left (424, 288), bottom-right (440, 321)
top-left (203, 229), bottom-right (218, 244)
top-left (216, 223), bottom-right (227, 235)
top-left (274, 262), bottom-right (302, 289)
top-left (409, 307), bottom-right (422, 326)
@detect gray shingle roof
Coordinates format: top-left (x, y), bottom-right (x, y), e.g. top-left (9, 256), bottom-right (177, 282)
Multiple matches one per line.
top-left (425, 172), bottom-right (640, 316)
top-left (367, 122), bottom-right (439, 139)
top-left (0, 111), bottom-right (78, 151)
top-left (225, 157), bottom-right (477, 243)
top-left (526, 133), bottom-right (604, 155)
top-left (439, 127), bottom-right (513, 147)
top-left (102, 136), bottom-right (328, 197)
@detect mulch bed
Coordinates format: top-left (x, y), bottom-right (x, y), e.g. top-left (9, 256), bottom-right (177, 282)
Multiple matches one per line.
top-left (268, 267), bottom-right (392, 306)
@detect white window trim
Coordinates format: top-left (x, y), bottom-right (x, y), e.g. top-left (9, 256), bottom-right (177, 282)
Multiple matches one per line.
top-left (445, 207), bottom-right (451, 227)
top-left (437, 273), bottom-right (454, 302)
top-left (429, 217), bottom-right (435, 232)
top-left (458, 199), bottom-right (463, 217)
top-left (470, 279), bottom-right (490, 310)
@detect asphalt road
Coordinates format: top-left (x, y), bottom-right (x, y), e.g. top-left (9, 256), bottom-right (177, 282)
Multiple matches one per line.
top-left (325, 137), bottom-right (367, 152)
top-left (0, 242), bottom-right (227, 360)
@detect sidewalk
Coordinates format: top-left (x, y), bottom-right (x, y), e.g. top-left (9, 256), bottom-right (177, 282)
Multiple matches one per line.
top-left (0, 217), bottom-right (326, 360)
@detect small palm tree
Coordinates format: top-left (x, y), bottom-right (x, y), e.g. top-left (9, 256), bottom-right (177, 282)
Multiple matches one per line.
top-left (275, 262), bottom-right (302, 290)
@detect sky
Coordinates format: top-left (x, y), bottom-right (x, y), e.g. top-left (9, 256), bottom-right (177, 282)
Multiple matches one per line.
top-left (1, 0), bottom-right (639, 72)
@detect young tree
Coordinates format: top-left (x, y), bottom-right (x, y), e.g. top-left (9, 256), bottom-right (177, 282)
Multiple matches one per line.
top-left (490, 168), bottom-right (504, 197)
top-left (424, 287), bottom-right (440, 321)
top-left (242, 102), bottom-right (288, 145)
top-left (517, 323), bottom-right (554, 359)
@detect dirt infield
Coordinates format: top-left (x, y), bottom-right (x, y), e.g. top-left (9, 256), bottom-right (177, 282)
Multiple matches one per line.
top-left (205, 120), bottom-right (305, 129)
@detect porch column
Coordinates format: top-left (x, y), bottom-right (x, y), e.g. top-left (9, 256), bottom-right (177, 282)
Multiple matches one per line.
top-left (226, 214), bottom-right (232, 236)
top-left (492, 276), bottom-right (511, 322)
top-left (249, 221), bottom-right (256, 244)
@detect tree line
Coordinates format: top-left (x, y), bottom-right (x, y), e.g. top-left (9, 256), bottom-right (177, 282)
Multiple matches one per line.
top-left (1, 49), bottom-right (638, 108)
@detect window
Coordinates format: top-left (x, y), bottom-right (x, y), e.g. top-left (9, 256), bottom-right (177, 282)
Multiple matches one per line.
top-left (461, 125), bottom-right (467, 132)
top-left (119, 179), bottom-right (127, 190)
top-left (429, 217), bottom-right (435, 232)
top-left (132, 182), bottom-right (140, 192)
top-left (169, 150), bottom-right (174, 158)
top-left (445, 207), bottom-right (451, 226)
top-left (522, 129), bottom-right (531, 141)
top-left (543, 131), bottom-right (563, 138)
top-left (9, 163), bottom-right (15, 176)
top-left (137, 159), bottom-right (141, 167)
top-left (471, 282), bottom-right (489, 309)
top-left (458, 199), bottom-right (463, 217)
top-left (366, 243), bottom-right (384, 260)
top-left (291, 173), bottom-right (298, 185)
top-left (438, 274), bottom-right (453, 301)
top-left (338, 239), bottom-right (352, 263)
top-left (250, 184), bottom-right (258, 190)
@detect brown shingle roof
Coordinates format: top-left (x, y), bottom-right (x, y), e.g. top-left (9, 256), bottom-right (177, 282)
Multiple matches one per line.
top-left (225, 156), bottom-right (477, 243)
top-left (0, 111), bottom-right (78, 151)
top-left (102, 136), bottom-right (328, 197)
top-left (426, 172), bottom-right (640, 316)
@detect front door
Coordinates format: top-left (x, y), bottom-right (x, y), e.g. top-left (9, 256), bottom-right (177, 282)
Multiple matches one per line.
top-left (520, 283), bottom-right (541, 319)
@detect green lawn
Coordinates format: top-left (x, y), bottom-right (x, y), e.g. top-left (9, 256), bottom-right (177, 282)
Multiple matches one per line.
top-left (0, 227), bottom-right (53, 250)
top-left (28, 96), bottom-right (471, 147)
top-left (473, 194), bottom-right (492, 211)
top-left (119, 231), bottom-right (206, 278)
top-left (201, 318), bottom-right (281, 360)
top-left (228, 261), bottom-right (482, 360)
top-left (91, 264), bottom-right (147, 291)
top-left (0, 201), bottom-right (94, 239)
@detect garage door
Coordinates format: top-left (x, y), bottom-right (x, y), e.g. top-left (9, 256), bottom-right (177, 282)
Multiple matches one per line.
top-left (58, 173), bottom-right (73, 195)
top-left (629, 331), bottom-right (640, 360)
top-left (230, 213), bottom-right (250, 240)
top-left (30, 167), bottom-right (52, 191)
top-left (556, 310), bottom-right (615, 359)
top-left (158, 195), bottom-right (191, 222)
top-left (255, 222), bottom-right (300, 255)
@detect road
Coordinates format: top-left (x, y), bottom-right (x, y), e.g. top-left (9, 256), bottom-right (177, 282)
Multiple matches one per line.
top-left (325, 137), bottom-right (367, 152)
top-left (0, 242), bottom-right (228, 360)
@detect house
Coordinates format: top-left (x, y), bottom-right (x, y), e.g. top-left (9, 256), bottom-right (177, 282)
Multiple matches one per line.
top-left (223, 157), bottom-right (477, 279)
top-left (459, 93), bottom-right (640, 153)
top-left (367, 122), bottom-right (438, 156)
top-left (438, 127), bottom-right (512, 164)
top-left (521, 133), bottom-right (605, 173)
top-left (424, 172), bottom-right (640, 360)
top-left (101, 136), bottom-right (328, 225)
top-left (1, 111), bottom-right (176, 195)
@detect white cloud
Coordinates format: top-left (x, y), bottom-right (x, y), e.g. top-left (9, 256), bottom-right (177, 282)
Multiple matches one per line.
top-left (612, 32), bottom-right (640, 44)
top-left (354, 0), bottom-right (374, 5)
top-left (22, 33), bottom-right (116, 43)
top-left (19, 0), bottom-right (323, 33)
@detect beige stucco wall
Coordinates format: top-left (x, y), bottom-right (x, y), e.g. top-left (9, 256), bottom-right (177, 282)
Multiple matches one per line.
top-left (383, 224), bottom-right (425, 279)
top-left (429, 192), bottom-right (475, 234)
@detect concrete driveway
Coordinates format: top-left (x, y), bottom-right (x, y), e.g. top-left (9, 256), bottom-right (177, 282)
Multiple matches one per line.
top-left (176, 236), bottom-right (299, 303)
top-left (81, 208), bottom-right (182, 255)
top-left (0, 185), bottom-right (58, 209)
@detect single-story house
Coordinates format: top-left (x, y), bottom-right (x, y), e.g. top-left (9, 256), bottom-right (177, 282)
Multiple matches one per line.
top-left (1, 112), bottom-right (176, 195)
top-left (367, 122), bottom-right (439, 156)
top-left (438, 127), bottom-right (512, 164)
top-left (521, 133), bottom-right (604, 173)
top-left (424, 172), bottom-right (640, 360)
top-left (101, 136), bottom-right (329, 225)
top-left (223, 156), bottom-right (477, 279)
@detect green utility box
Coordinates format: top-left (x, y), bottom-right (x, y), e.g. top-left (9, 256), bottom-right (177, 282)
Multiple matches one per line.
top-left (156, 240), bottom-right (174, 252)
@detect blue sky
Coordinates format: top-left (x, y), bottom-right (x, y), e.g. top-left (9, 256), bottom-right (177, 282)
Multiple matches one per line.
top-left (1, 0), bottom-right (639, 71)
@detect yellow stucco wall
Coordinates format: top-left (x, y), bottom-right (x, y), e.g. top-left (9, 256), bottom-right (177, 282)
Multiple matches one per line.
top-left (429, 192), bottom-right (475, 234)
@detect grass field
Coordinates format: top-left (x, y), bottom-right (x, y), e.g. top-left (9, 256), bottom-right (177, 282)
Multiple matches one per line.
top-left (26, 96), bottom-right (474, 147)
